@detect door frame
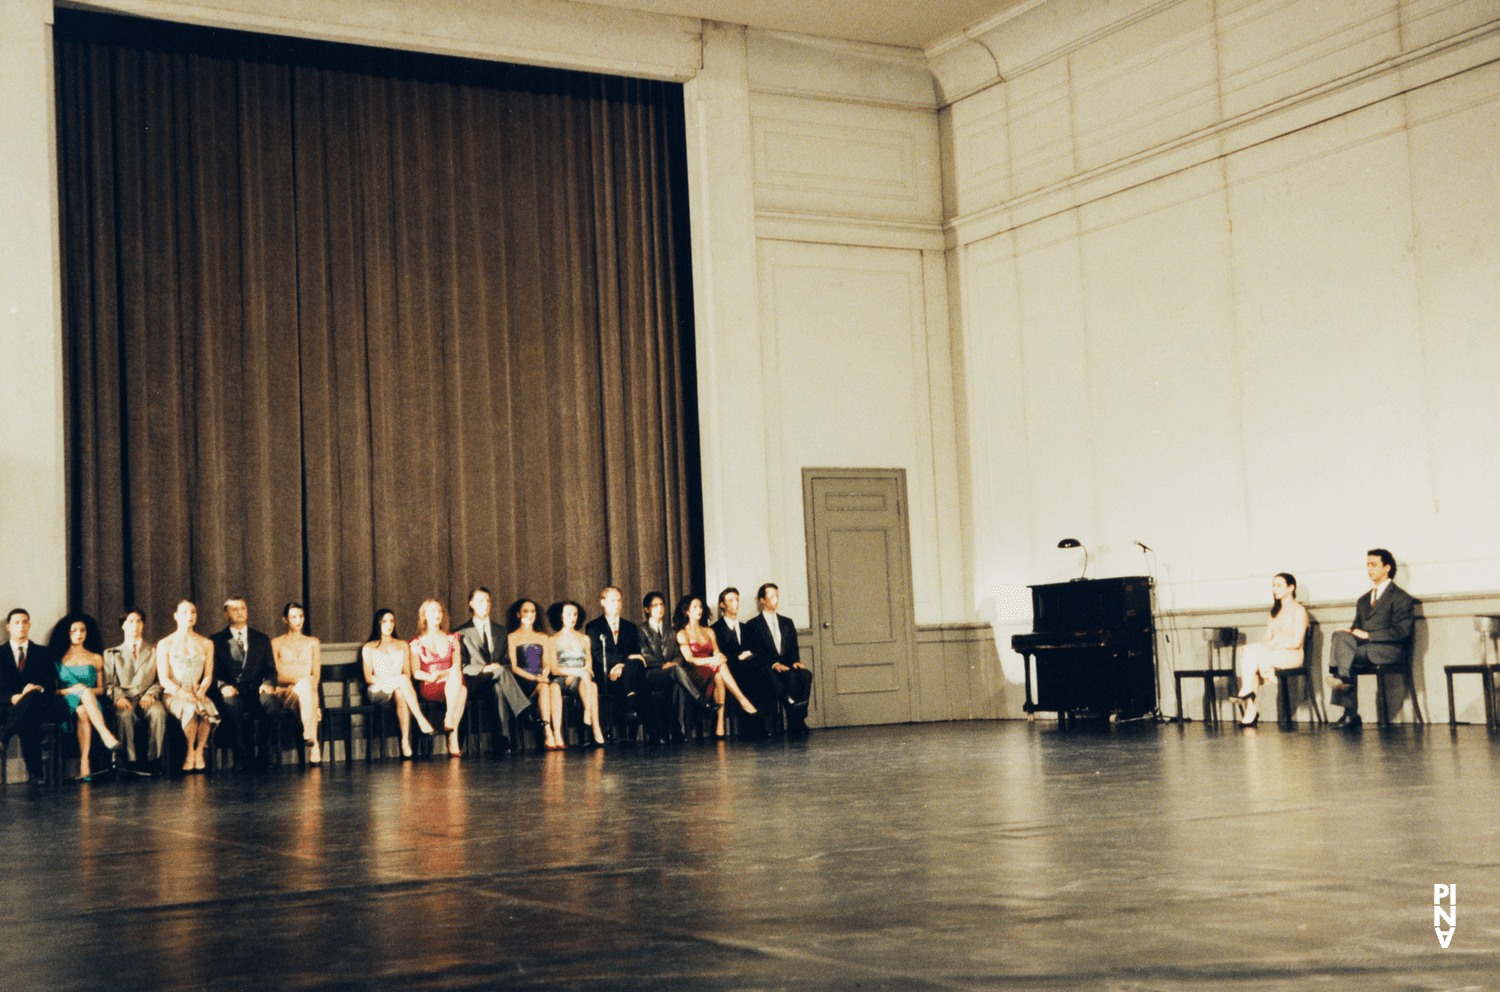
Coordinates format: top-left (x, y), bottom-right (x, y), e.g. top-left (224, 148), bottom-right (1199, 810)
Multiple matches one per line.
top-left (801, 467), bottom-right (919, 726)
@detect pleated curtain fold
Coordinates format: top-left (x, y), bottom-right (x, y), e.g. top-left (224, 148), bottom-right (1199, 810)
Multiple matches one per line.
top-left (56, 10), bottom-right (703, 641)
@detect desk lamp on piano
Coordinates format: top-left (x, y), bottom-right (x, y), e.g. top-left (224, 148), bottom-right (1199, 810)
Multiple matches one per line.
top-left (1010, 539), bottom-right (1158, 723)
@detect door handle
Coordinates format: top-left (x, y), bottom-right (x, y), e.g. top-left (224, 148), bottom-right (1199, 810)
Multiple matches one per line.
top-left (822, 622), bottom-right (831, 629)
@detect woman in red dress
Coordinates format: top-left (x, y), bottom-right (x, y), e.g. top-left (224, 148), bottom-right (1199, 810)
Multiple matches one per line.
top-left (410, 599), bottom-right (467, 756)
top-left (673, 595), bottom-right (757, 738)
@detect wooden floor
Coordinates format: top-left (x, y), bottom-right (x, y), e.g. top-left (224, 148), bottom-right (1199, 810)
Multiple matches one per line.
top-left (3, 720), bottom-right (1498, 990)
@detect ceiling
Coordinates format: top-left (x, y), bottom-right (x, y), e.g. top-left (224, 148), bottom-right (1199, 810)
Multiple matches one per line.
top-left (569, 0), bottom-right (1016, 50)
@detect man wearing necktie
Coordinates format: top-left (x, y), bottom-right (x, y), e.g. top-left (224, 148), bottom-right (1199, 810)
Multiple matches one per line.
top-left (1327, 549), bottom-right (1416, 728)
top-left (103, 608), bottom-right (165, 769)
top-left (713, 586), bottom-right (778, 737)
top-left (584, 586), bottom-right (646, 740)
top-left (456, 587), bottom-right (534, 753)
top-left (209, 597), bottom-right (277, 768)
top-left (741, 583), bottom-right (813, 735)
top-left (1, 608), bottom-right (60, 784)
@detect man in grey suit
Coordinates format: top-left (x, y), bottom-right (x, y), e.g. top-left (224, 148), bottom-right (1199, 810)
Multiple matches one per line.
top-left (103, 608), bottom-right (165, 770)
top-left (1327, 548), bottom-right (1415, 728)
top-left (456, 587), bottom-right (534, 752)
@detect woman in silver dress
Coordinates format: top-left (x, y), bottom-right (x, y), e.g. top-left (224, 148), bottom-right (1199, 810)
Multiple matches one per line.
top-left (155, 600), bottom-right (219, 772)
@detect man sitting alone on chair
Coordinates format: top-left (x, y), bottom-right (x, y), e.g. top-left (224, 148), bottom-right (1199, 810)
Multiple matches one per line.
top-left (1327, 548), bottom-right (1414, 728)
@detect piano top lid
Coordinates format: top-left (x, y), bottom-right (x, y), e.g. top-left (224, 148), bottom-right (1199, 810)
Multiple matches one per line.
top-left (1028, 576), bottom-right (1153, 631)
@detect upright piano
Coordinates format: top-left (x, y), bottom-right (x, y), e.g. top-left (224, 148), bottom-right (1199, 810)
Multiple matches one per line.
top-left (1011, 576), bottom-right (1156, 720)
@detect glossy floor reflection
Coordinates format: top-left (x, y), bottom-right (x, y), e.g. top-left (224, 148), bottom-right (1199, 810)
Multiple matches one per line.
top-left (3, 721), bottom-right (1499, 990)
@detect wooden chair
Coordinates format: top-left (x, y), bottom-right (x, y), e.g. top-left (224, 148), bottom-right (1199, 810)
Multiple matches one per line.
top-left (319, 661), bottom-right (377, 763)
top-left (1275, 622), bottom-right (1325, 727)
top-left (1347, 637), bottom-right (1423, 727)
top-left (1173, 627), bottom-right (1239, 725)
top-left (1, 721), bottom-right (65, 787)
top-left (1443, 615), bottom-right (1499, 728)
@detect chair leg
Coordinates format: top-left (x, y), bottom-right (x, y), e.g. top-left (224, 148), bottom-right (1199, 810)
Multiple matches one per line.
top-left (1406, 668), bottom-right (1424, 725)
top-left (1447, 671), bottom-right (1458, 726)
top-left (1173, 675), bottom-right (1185, 724)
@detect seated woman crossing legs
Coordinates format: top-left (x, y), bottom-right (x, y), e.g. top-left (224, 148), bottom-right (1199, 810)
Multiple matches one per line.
top-left (269, 603), bottom-right (323, 763)
top-left (673, 595), bottom-right (756, 739)
top-left (362, 609), bottom-right (436, 758)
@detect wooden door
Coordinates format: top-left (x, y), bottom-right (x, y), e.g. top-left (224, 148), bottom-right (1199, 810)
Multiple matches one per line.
top-left (803, 469), bottom-right (915, 727)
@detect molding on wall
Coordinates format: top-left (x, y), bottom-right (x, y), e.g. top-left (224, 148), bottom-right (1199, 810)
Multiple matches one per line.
top-left (943, 16), bottom-right (1500, 248)
top-left (747, 28), bottom-right (936, 111)
top-left (61, 0), bottom-right (705, 80)
top-left (755, 212), bottom-right (945, 251)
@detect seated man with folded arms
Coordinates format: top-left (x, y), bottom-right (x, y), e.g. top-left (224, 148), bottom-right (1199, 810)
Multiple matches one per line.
top-left (103, 608), bottom-right (165, 772)
top-left (1326, 548), bottom-right (1415, 729)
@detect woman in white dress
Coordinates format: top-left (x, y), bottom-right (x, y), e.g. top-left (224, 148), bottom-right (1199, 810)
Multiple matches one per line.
top-left (361, 608), bottom-right (435, 758)
top-left (1233, 573), bottom-right (1309, 726)
top-left (155, 600), bottom-right (219, 772)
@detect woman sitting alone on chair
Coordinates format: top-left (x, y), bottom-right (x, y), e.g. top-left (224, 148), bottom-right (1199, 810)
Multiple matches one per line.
top-left (50, 613), bottom-right (122, 780)
top-left (270, 602), bottom-right (323, 763)
top-left (674, 595), bottom-right (757, 739)
top-left (156, 600), bottom-right (219, 772)
top-left (411, 599), bottom-right (467, 757)
top-left (1233, 572), bottom-right (1309, 726)
top-left (548, 601), bottom-right (606, 747)
top-left (506, 599), bottom-right (557, 749)
top-left (361, 609), bottom-right (435, 758)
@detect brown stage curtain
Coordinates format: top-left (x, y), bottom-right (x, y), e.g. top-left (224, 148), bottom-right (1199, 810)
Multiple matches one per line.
top-left (56, 10), bottom-right (703, 643)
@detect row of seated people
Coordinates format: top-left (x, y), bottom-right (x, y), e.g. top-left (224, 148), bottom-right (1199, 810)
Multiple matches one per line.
top-left (1227, 550), bottom-right (1414, 728)
top-left (0, 583), bottom-right (814, 783)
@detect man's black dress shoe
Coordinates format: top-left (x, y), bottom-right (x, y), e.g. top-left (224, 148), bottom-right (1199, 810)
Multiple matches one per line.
top-left (1332, 713), bottom-right (1363, 729)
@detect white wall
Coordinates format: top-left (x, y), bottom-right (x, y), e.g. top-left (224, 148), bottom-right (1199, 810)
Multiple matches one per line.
top-left (0, 0), bottom-right (67, 634)
top-left (739, 30), bottom-right (972, 627)
top-left (944, 0), bottom-right (1500, 699)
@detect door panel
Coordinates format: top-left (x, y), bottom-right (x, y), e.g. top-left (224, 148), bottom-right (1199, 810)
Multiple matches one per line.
top-left (805, 470), bottom-right (915, 727)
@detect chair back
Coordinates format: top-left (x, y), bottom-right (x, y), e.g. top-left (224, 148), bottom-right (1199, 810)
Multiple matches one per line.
top-left (319, 660), bottom-right (367, 708)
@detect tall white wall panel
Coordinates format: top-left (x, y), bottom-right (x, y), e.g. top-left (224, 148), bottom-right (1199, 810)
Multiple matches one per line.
top-left (948, 0), bottom-right (1500, 640)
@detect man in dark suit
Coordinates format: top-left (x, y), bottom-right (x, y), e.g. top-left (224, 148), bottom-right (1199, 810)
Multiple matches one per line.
top-left (1, 608), bottom-right (60, 785)
top-left (713, 586), bottom-right (778, 737)
top-left (455, 587), bottom-right (534, 753)
top-left (1327, 548), bottom-right (1416, 728)
top-left (638, 591), bottom-right (712, 742)
top-left (584, 586), bottom-right (647, 740)
top-left (209, 597), bottom-right (278, 769)
top-left (741, 583), bottom-right (813, 734)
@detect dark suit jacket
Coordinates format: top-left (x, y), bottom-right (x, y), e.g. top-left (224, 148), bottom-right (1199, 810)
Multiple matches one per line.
top-left (0, 641), bottom-right (58, 702)
top-left (455, 618), bottom-right (508, 677)
top-left (1351, 582), bottom-right (1416, 663)
top-left (741, 613), bottom-right (800, 669)
top-left (711, 617), bottom-right (748, 662)
top-left (584, 615), bottom-right (642, 682)
top-left (209, 627), bottom-right (273, 691)
top-left (638, 621), bottom-right (675, 670)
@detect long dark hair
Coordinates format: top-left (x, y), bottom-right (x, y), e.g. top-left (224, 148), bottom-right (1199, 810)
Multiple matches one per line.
top-left (48, 613), bottom-right (105, 655)
top-left (366, 608), bottom-right (397, 645)
top-left (672, 594), bottom-right (704, 632)
top-left (1270, 573), bottom-right (1297, 618)
top-left (506, 599), bottom-right (547, 634)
